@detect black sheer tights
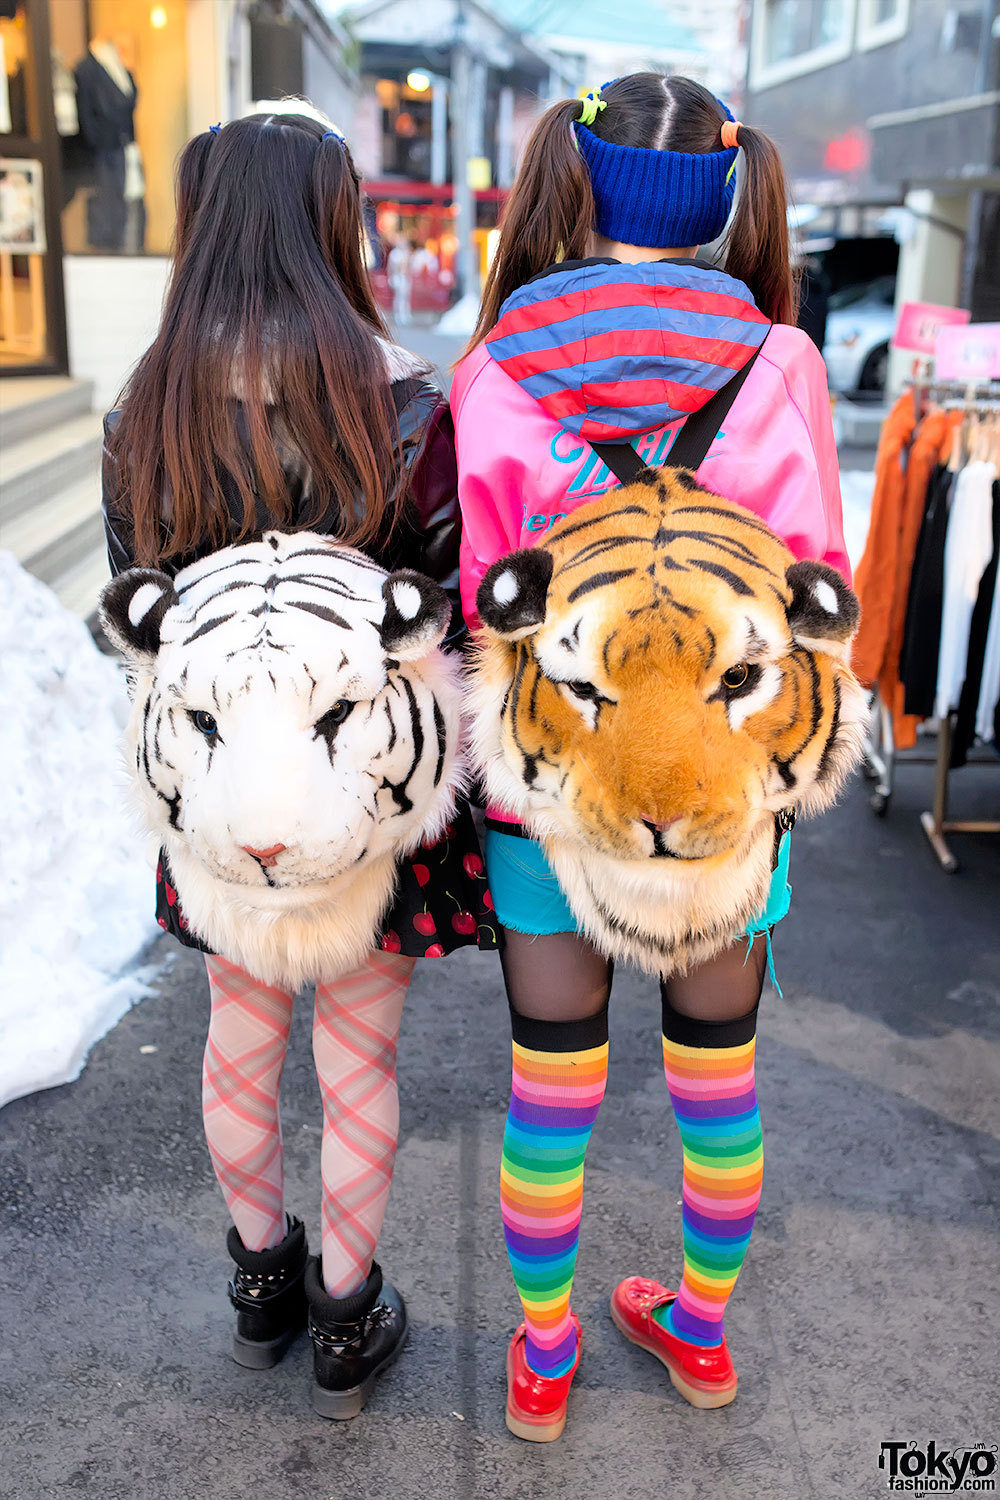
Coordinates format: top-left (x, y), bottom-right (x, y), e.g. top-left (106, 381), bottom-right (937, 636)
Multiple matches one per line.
top-left (664, 934), bottom-right (768, 1022)
top-left (500, 927), bottom-right (768, 1026)
top-left (500, 929), bottom-right (612, 1022)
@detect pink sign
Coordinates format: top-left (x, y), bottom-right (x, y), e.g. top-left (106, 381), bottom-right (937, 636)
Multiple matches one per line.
top-left (934, 322), bottom-right (1000, 381)
top-left (893, 301), bottom-right (970, 354)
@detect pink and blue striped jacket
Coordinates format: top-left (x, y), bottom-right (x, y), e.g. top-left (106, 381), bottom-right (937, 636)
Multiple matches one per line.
top-left (454, 257), bottom-right (849, 637)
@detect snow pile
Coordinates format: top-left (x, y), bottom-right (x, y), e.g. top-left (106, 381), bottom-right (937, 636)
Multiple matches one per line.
top-left (0, 553), bottom-right (158, 1110)
top-left (839, 469), bottom-right (876, 571)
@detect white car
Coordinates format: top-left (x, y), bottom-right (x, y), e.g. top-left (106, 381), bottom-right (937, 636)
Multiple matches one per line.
top-left (823, 276), bottom-right (896, 394)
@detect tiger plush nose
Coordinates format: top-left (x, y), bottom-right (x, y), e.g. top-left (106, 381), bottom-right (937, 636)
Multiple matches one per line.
top-left (241, 843), bottom-right (287, 867)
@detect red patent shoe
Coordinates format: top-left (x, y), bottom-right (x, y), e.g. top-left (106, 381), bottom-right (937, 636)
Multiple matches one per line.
top-left (610, 1277), bottom-right (737, 1409)
top-left (505, 1314), bottom-right (582, 1442)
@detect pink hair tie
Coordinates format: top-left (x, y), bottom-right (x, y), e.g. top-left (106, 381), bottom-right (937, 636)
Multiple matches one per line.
top-left (720, 120), bottom-right (741, 150)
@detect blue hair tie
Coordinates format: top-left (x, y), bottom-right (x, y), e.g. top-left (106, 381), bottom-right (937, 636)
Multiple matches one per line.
top-left (322, 130), bottom-right (347, 150)
top-left (209, 122), bottom-right (221, 135)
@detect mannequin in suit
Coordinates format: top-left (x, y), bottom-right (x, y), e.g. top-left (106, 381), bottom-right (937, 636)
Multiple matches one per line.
top-left (74, 33), bottom-right (145, 251)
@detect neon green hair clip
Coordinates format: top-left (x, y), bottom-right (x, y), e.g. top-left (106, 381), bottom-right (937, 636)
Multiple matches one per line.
top-left (578, 89), bottom-right (607, 128)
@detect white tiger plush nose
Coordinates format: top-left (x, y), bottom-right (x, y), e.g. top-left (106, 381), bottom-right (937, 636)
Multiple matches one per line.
top-left (241, 843), bottom-right (286, 867)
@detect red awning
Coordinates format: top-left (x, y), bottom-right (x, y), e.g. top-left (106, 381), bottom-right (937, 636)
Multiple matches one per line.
top-left (362, 179), bottom-right (505, 203)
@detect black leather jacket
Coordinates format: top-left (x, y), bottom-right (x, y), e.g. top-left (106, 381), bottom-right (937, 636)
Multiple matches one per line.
top-left (101, 373), bottom-right (463, 639)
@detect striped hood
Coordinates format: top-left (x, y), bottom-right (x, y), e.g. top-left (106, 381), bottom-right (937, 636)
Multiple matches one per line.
top-left (485, 258), bottom-right (771, 444)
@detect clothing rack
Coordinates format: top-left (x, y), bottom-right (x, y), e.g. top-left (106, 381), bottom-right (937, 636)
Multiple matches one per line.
top-left (862, 690), bottom-right (902, 815)
top-left (861, 696), bottom-right (945, 816)
top-left (910, 375), bottom-right (1000, 415)
top-left (860, 381), bottom-right (1000, 868)
top-left (921, 715), bottom-right (1000, 872)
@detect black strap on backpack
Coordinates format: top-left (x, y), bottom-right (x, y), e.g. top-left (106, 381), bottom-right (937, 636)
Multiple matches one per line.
top-left (589, 346), bottom-right (762, 487)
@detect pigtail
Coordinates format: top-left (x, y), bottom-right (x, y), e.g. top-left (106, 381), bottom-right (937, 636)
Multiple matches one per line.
top-left (721, 124), bottom-right (799, 327)
top-left (467, 98), bottom-right (595, 351)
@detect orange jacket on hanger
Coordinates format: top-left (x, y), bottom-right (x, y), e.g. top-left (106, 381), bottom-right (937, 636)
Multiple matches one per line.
top-left (853, 396), bottom-right (960, 749)
top-left (852, 392), bottom-right (915, 685)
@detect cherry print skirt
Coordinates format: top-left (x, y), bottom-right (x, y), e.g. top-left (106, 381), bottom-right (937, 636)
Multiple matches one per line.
top-left (154, 797), bottom-right (500, 963)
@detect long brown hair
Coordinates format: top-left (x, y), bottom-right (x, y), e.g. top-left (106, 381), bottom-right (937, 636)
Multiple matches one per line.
top-left (171, 127), bottom-right (214, 262)
top-left (110, 112), bottom-right (401, 567)
top-left (470, 73), bottom-right (797, 348)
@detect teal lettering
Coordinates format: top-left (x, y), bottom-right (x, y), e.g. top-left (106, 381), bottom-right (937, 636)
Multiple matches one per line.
top-left (552, 431), bottom-right (586, 464)
top-left (567, 450), bottom-right (603, 494)
top-left (546, 513), bottom-right (567, 528)
top-left (650, 424), bottom-right (679, 466)
top-left (526, 515), bottom-right (547, 530)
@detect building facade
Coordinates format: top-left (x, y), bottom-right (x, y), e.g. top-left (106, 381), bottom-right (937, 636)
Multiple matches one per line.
top-left (484, 0), bottom-right (711, 99)
top-left (342, 0), bottom-right (571, 303)
top-left (0, 0), bottom-right (356, 396)
top-left (744, 0), bottom-right (999, 346)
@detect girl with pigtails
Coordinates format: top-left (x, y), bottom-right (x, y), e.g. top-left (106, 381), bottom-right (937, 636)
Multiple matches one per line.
top-left (102, 111), bottom-right (495, 1419)
top-left (453, 74), bottom-right (850, 1439)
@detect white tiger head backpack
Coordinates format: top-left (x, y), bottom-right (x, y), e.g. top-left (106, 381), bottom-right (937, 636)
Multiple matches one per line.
top-left (100, 532), bottom-right (464, 989)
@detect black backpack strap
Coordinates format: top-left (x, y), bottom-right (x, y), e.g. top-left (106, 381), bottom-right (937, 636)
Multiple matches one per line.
top-left (588, 344), bottom-right (765, 487)
top-left (668, 346), bottom-right (762, 470)
top-left (588, 438), bottom-right (648, 487)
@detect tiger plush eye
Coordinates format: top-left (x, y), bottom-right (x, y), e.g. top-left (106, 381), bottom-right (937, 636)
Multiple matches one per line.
top-left (191, 710), bottom-right (218, 736)
top-left (314, 699), bottom-right (354, 734)
top-left (567, 681), bottom-right (598, 701)
top-left (721, 664), bottom-right (749, 691)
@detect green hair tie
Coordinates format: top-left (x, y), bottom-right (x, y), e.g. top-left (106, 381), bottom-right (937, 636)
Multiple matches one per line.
top-left (578, 90), bottom-right (607, 128)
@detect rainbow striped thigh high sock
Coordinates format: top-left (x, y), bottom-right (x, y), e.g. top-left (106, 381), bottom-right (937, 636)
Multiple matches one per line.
top-left (656, 999), bottom-right (763, 1346)
top-left (500, 1009), bottom-right (610, 1378)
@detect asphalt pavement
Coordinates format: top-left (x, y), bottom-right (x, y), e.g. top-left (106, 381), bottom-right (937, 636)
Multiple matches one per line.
top-left (4, 740), bottom-right (1000, 1500)
top-left (2, 329), bottom-right (997, 1499)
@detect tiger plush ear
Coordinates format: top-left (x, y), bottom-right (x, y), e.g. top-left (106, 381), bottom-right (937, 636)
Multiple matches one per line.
top-left (380, 570), bottom-right (451, 660)
top-left (477, 549), bottom-right (554, 640)
top-left (100, 568), bottom-right (179, 663)
top-left (785, 561), bottom-right (860, 662)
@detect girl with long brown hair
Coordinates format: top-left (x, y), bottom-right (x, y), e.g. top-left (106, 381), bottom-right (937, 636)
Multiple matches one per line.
top-left (102, 110), bottom-right (495, 1419)
top-left (452, 73), bottom-right (849, 1440)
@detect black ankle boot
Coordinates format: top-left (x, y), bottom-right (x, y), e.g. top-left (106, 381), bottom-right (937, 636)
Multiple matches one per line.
top-left (304, 1257), bottom-right (408, 1419)
top-left (226, 1217), bottom-right (308, 1369)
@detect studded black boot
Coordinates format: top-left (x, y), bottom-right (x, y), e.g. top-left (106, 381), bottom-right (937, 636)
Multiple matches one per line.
top-left (226, 1216), bottom-right (308, 1369)
top-left (304, 1257), bottom-right (408, 1419)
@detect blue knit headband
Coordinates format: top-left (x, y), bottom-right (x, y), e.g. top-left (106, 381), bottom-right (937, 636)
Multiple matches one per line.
top-left (573, 96), bottom-right (739, 248)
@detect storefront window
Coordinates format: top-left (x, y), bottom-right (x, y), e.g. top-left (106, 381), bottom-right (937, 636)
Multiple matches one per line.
top-left (374, 76), bottom-right (436, 181)
top-left (1, 0), bottom-right (53, 366)
top-left (48, 0), bottom-right (189, 256)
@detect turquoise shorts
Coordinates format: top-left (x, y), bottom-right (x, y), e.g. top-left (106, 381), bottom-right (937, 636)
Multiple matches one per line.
top-left (485, 827), bottom-right (792, 939)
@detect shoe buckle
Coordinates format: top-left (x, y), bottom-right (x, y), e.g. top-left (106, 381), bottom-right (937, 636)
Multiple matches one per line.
top-left (308, 1314), bottom-right (364, 1353)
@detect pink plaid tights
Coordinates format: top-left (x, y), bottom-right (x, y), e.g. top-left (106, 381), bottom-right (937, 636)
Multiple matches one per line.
top-left (202, 950), bottom-right (415, 1296)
